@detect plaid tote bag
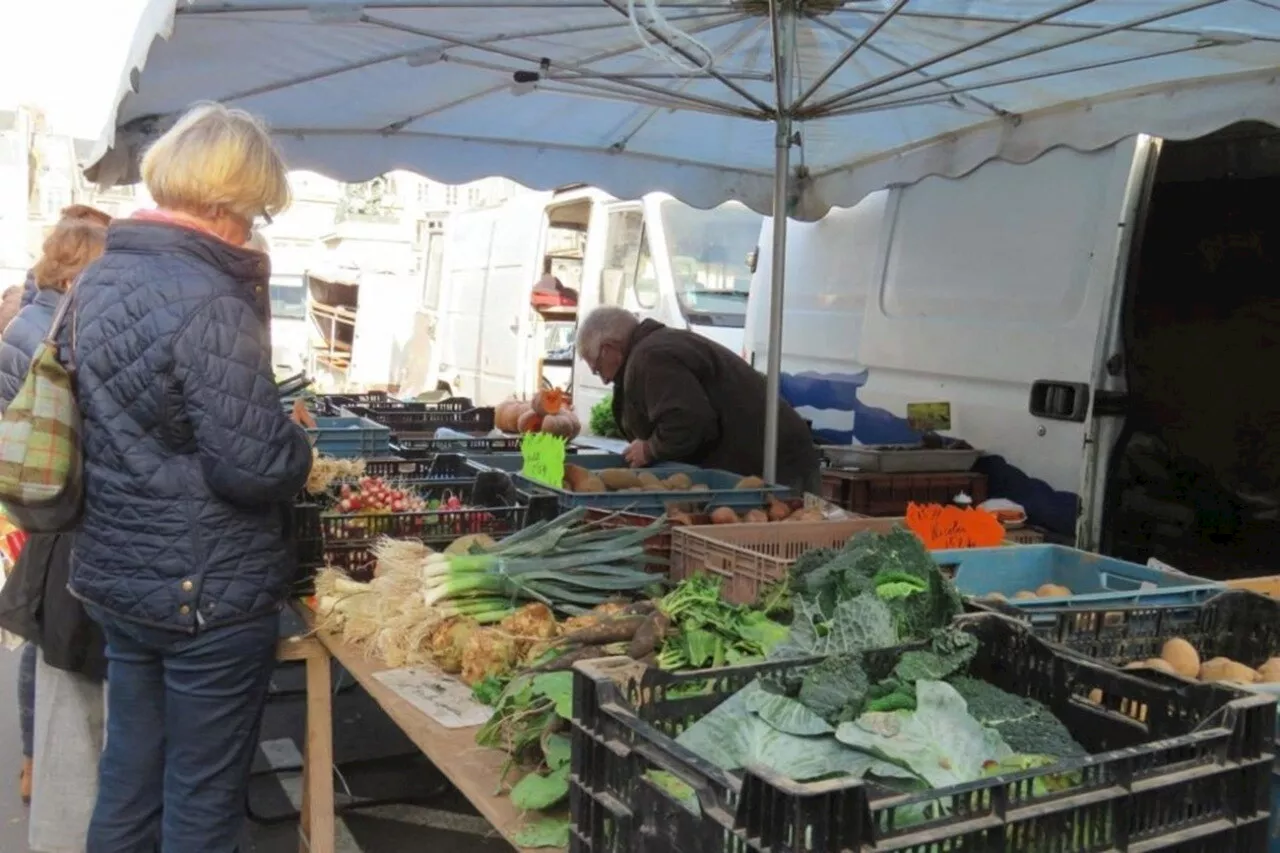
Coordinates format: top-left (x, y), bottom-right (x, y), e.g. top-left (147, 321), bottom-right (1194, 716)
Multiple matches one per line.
top-left (0, 294), bottom-right (83, 532)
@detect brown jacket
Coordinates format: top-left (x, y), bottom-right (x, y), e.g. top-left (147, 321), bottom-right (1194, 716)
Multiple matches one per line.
top-left (613, 320), bottom-right (820, 491)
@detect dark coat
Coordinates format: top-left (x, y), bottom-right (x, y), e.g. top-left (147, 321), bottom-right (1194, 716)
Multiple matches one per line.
top-left (613, 319), bottom-right (820, 492)
top-left (19, 270), bottom-right (36, 308)
top-left (0, 286), bottom-right (104, 677)
top-left (0, 287), bottom-right (59, 403)
top-left (68, 220), bottom-right (312, 633)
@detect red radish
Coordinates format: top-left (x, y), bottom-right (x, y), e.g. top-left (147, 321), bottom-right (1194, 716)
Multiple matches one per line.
top-left (339, 499), bottom-right (352, 513)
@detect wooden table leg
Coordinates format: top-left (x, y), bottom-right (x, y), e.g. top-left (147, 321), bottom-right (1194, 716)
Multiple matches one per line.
top-left (295, 641), bottom-right (335, 853)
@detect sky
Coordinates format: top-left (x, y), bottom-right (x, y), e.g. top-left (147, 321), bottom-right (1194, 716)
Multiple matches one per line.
top-left (2, 0), bottom-right (152, 140)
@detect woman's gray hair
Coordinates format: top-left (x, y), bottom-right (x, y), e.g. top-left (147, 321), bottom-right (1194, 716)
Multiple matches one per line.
top-left (577, 307), bottom-right (638, 362)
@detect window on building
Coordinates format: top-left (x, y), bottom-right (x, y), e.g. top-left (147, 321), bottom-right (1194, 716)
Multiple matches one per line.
top-left (467, 186), bottom-right (482, 208)
top-left (445, 186), bottom-right (458, 207)
top-left (269, 280), bottom-right (307, 319)
top-left (41, 187), bottom-right (69, 219)
top-left (421, 224), bottom-right (445, 310)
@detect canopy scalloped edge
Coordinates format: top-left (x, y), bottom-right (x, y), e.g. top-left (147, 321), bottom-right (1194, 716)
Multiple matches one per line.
top-left (84, 0), bottom-right (1280, 221)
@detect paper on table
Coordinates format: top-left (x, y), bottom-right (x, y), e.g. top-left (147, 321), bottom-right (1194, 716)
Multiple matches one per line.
top-left (373, 667), bottom-right (494, 729)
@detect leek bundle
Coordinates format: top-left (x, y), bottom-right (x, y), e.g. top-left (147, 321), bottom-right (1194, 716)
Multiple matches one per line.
top-left (419, 507), bottom-right (667, 618)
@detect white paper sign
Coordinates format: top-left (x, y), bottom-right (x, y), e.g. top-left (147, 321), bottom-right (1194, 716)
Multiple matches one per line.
top-left (373, 667), bottom-right (494, 729)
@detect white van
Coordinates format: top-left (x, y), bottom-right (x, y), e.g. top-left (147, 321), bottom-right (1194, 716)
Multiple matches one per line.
top-left (432, 188), bottom-right (762, 416)
top-left (746, 122), bottom-right (1280, 578)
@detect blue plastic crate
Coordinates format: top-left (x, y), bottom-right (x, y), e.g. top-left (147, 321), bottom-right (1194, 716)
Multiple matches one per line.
top-left (483, 456), bottom-right (788, 514)
top-left (465, 452), bottom-right (667, 473)
top-left (934, 544), bottom-right (1222, 610)
top-left (305, 416), bottom-right (391, 459)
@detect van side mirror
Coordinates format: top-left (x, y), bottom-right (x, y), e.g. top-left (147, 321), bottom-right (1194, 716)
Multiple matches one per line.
top-left (747, 247), bottom-right (759, 273)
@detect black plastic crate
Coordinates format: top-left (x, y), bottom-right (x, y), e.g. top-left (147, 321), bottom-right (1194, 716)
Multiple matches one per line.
top-left (292, 473), bottom-right (559, 583)
top-left (314, 391), bottom-right (395, 415)
top-left (345, 402), bottom-right (496, 435)
top-left (977, 588), bottom-right (1280, 672)
top-left (320, 482), bottom-right (522, 545)
top-left (569, 613), bottom-right (1274, 853)
top-left (391, 435), bottom-right (584, 460)
top-left (361, 453), bottom-right (475, 484)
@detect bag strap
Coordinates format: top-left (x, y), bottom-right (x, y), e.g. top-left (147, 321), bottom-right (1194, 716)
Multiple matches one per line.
top-left (44, 285), bottom-right (79, 375)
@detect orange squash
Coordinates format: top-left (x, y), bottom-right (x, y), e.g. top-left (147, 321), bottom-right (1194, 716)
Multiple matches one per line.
top-left (517, 409), bottom-right (543, 433)
top-left (541, 409), bottom-right (581, 440)
top-left (531, 388), bottom-right (569, 417)
top-left (495, 399), bottom-right (530, 433)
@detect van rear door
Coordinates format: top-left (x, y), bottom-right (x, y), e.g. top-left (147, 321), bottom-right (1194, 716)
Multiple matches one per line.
top-left (745, 193), bottom-right (889, 443)
top-left (436, 195), bottom-right (546, 401)
top-left (856, 141), bottom-right (1143, 538)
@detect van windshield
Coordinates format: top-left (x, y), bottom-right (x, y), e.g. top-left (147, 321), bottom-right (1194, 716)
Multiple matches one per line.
top-left (659, 200), bottom-right (759, 329)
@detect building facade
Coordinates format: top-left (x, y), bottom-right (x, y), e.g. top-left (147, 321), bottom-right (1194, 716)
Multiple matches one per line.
top-left (0, 101), bottom-right (522, 391)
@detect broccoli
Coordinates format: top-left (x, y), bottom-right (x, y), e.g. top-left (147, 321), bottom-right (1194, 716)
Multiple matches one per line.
top-left (949, 677), bottom-right (1087, 758)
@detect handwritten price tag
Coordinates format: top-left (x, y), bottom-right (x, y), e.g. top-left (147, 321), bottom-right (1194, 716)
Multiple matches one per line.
top-left (521, 432), bottom-right (567, 488)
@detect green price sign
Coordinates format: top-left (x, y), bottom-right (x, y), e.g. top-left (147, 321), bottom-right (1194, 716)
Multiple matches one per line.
top-left (521, 432), bottom-right (567, 488)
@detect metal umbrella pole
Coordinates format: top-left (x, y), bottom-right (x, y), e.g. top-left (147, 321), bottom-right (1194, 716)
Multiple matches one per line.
top-left (761, 0), bottom-right (794, 485)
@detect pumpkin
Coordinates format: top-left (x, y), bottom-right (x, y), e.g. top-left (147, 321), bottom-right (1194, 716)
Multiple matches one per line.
top-left (532, 388), bottom-right (569, 417)
top-left (541, 409), bottom-right (581, 440)
top-left (517, 409), bottom-right (543, 433)
top-left (495, 399), bottom-right (530, 433)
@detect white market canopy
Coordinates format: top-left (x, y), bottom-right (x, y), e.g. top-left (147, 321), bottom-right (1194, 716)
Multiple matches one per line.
top-left (88, 0), bottom-right (1280, 221)
top-left (87, 0), bottom-right (1280, 481)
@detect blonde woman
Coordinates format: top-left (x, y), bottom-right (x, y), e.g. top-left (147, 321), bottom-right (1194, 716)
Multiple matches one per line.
top-left (0, 216), bottom-right (109, 851)
top-left (68, 103), bottom-right (313, 853)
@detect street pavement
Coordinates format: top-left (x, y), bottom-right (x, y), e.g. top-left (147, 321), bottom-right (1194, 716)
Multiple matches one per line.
top-left (0, 644), bottom-right (514, 853)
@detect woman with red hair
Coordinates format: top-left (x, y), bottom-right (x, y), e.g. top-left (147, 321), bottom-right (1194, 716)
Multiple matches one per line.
top-left (0, 211), bottom-right (110, 851)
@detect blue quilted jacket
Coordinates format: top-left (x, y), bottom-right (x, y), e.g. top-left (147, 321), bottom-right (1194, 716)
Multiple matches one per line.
top-left (19, 270), bottom-right (37, 308)
top-left (69, 220), bottom-right (312, 632)
top-left (0, 288), bottom-right (60, 408)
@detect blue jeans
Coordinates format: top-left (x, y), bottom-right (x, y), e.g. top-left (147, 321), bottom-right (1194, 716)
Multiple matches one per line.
top-left (87, 609), bottom-right (278, 853)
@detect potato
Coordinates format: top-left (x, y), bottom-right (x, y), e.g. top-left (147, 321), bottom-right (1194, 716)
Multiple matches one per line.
top-left (689, 483), bottom-right (709, 492)
top-left (1142, 657), bottom-right (1177, 675)
top-left (743, 508), bottom-right (770, 524)
top-left (1198, 657), bottom-right (1260, 684)
top-left (1013, 590), bottom-right (1038, 600)
top-left (735, 476), bottom-right (766, 490)
top-left (1036, 583), bottom-right (1072, 598)
top-left (980, 591), bottom-right (1007, 602)
top-left (766, 497), bottom-right (791, 522)
top-left (663, 473), bottom-right (693, 491)
top-left (1256, 657), bottom-right (1280, 683)
top-left (563, 464), bottom-right (593, 492)
top-left (636, 472), bottom-right (665, 490)
top-left (599, 469), bottom-right (642, 491)
top-left (710, 507), bottom-right (739, 525)
top-left (1087, 687), bottom-right (1103, 704)
top-left (579, 476), bottom-right (606, 493)
top-left (1160, 638), bottom-right (1201, 678)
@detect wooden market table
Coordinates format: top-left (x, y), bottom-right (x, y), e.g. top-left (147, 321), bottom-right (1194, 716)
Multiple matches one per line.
top-left (279, 605), bottom-right (538, 853)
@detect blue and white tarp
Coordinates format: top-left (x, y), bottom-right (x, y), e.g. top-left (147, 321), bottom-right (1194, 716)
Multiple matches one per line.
top-left (87, 0), bottom-right (1280, 220)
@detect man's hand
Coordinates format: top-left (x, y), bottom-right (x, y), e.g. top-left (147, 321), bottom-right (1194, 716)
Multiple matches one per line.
top-left (624, 439), bottom-right (652, 468)
top-left (291, 398), bottom-right (317, 429)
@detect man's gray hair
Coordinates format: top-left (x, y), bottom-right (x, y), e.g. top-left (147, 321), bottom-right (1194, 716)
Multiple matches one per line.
top-left (578, 307), bottom-right (638, 361)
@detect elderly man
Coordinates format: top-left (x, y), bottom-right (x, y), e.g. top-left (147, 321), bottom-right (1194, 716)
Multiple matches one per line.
top-left (578, 306), bottom-right (821, 493)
